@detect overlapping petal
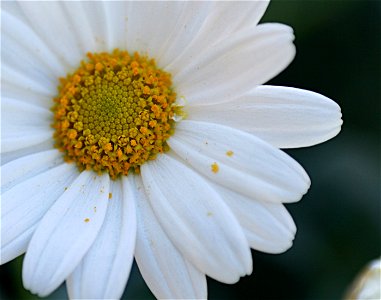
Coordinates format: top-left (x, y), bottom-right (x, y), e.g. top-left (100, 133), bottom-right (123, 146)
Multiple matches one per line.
top-left (173, 23), bottom-right (295, 105)
top-left (212, 184), bottom-right (297, 254)
top-left (168, 120), bottom-right (310, 203)
top-left (1, 163), bottom-right (77, 264)
top-left (165, 1), bottom-right (269, 72)
top-left (1, 98), bottom-right (53, 153)
top-left (141, 154), bottom-right (252, 284)
top-left (22, 171), bottom-right (110, 297)
top-left (134, 176), bottom-right (207, 299)
top-left (66, 178), bottom-right (136, 299)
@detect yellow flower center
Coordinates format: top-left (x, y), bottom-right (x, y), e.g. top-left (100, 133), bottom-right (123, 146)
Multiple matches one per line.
top-left (52, 49), bottom-right (180, 179)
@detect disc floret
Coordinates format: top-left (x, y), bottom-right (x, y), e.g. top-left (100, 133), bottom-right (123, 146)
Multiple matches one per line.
top-left (52, 49), bottom-right (179, 179)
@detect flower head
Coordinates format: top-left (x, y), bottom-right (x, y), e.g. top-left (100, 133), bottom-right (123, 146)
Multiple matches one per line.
top-left (1, 1), bottom-right (342, 299)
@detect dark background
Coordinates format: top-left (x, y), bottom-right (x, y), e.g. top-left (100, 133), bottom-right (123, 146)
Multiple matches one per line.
top-left (1, 1), bottom-right (380, 299)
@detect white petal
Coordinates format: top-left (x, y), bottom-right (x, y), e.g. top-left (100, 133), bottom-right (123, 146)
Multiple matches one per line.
top-left (2, 98), bottom-right (52, 141)
top-left (187, 86), bottom-right (343, 148)
top-left (101, 1), bottom-right (128, 51)
top-left (1, 126), bottom-right (53, 154)
top-left (1, 9), bottom-right (66, 78)
top-left (1, 131), bottom-right (53, 154)
top-left (133, 175), bottom-right (207, 299)
top-left (166, 1), bottom-right (269, 73)
top-left (1, 87), bottom-right (54, 155)
top-left (1, 149), bottom-right (63, 193)
top-left (141, 154), bottom-right (252, 284)
top-left (174, 23), bottom-right (295, 105)
top-left (22, 171), bottom-right (110, 297)
top-left (2, 35), bottom-right (58, 91)
top-left (2, 65), bottom-right (54, 109)
top-left (60, 2), bottom-right (100, 54)
top-left (168, 121), bottom-right (310, 203)
top-left (146, 2), bottom-right (214, 68)
top-left (66, 177), bottom-right (137, 299)
top-left (212, 184), bottom-right (297, 254)
top-left (1, 163), bottom-right (77, 264)
top-left (18, 2), bottom-right (84, 69)
top-left (1, 140), bottom-right (54, 166)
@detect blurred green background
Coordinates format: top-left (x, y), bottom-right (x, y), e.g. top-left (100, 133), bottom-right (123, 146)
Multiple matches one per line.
top-left (1, 1), bottom-right (380, 299)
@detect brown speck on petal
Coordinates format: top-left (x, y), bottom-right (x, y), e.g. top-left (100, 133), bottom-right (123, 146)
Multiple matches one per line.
top-left (84, 218), bottom-right (90, 223)
top-left (109, 192), bottom-right (112, 199)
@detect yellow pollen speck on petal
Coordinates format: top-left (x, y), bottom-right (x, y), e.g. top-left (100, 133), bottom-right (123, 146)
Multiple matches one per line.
top-left (109, 192), bottom-right (112, 199)
top-left (52, 49), bottom-right (182, 179)
top-left (226, 150), bottom-right (234, 157)
top-left (211, 162), bottom-right (219, 173)
top-left (84, 218), bottom-right (90, 223)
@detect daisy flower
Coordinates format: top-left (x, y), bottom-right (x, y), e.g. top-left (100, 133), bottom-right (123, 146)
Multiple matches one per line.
top-left (1, 1), bottom-right (342, 299)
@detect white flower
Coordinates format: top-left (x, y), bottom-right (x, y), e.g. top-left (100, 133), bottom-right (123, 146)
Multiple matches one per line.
top-left (1, 1), bottom-right (342, 299)
top-left (345, 258), bottom-right (381, 300)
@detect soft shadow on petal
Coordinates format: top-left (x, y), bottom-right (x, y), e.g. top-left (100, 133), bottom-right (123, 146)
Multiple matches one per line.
top-left (141, 154), bottom-right (252, 284)
top-left (133, 175), bottom-right (207, 299)
top-left (22, 171), bottom-right (110, 297)
top-left (168, 121), bottom-right (310, 204)
top-left (187, 86), bottom-right (343, 148)
top-left (66, 177), bottom-right (137, 299)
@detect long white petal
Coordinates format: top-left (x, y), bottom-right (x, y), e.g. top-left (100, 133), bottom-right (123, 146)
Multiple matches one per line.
top-left (22, 171), bottom-right (110, 297)
top-left (1, 149), bottom-right (63, 193)
top-left (1, 130), bottom-right (53, 154)
top-left (187, 86), bottom-right (343, 148)
top-left (173, 23), bottom-right (295, 105)
top-left (141, 154), bottom-right (252, 284)
top-left (1, 9), bottom-right (65, 78)
top-left (1, 88), bottom-right (53, 153)
top-left (1, 140), bottom-right (54, 166)
top-left (18, 1), bottom-right (84, 69)
top-left (168, 121), bottom-right (310, 203)
top-left (2, 97), bottom-right (52, 118)
top-left (2, 65), bottom-right (54, 109)
top-left (66, 177), bottom-right (136, 299)
top-left (1, 163), bottom-right (77, 264)
top-left (147, 2), bottom-right (214, 68)
top-left (133, 175), bottom-right (207, 299)
top-left (60, 1), bottom-right (98, 54)
top-left (166, 1), bottom-right (269, 74)
top-left (212, 184), bottom-right (297, 254)
top-left (2, 34), bottom-right (58, 91)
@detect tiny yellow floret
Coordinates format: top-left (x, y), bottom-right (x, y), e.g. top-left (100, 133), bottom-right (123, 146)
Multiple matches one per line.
top-left (211, 162), bottom-right (219, 173)
top-left (52, 49), bottom-right (181, 179)
top-left (226, 150), bottom-right (234, 157)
